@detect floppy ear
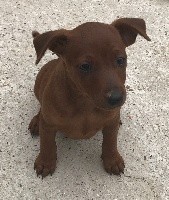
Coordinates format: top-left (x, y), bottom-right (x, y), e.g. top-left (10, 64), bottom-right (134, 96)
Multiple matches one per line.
top-left (32, 29), bottom-right (69, 65)
top-left (111, 18), bottom-right (151, 47)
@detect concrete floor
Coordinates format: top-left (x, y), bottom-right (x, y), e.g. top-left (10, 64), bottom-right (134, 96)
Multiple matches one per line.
top-left (0, 0), bottom-right (169, 199)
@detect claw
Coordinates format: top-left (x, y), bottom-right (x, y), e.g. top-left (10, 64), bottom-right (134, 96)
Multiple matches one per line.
top-left (102, 153), bottom-right (125, 176)
top-left (34, 154), bottom-right (56, 178)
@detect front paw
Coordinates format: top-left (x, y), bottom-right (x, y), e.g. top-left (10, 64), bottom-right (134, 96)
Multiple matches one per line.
top-left (102, 152), bottom-right (125, 175)
top-left (34, 153), bottom-right (56, 178)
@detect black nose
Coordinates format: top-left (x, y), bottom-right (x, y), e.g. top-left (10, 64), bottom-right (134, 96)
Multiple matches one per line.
top-left (107, 90), bottom-right (123, 106)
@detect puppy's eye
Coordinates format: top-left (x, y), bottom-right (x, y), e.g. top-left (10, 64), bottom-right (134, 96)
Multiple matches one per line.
top-left (117, 57), bottom-right (126, 66)
top-left (79, 63), bottom-right (92, 73)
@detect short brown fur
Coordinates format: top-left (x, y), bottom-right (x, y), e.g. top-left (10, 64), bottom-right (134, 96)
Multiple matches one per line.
top-left (29, 18), bottom-right (150, 177)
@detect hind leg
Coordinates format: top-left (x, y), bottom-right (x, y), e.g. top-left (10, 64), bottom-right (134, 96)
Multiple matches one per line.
top-left (29, 110), bottom-right (40, 136)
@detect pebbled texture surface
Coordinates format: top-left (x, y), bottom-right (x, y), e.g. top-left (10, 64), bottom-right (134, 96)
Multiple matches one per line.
top-left (0, 0), bottom-right (169, 199)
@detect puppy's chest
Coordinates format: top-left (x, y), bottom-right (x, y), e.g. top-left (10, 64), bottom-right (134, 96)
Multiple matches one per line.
top-left (58, 111), bottom-right (107, 139)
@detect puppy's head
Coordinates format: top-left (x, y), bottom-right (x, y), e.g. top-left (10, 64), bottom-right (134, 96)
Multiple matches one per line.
top-left (33, 18), bottom-right (150, 110)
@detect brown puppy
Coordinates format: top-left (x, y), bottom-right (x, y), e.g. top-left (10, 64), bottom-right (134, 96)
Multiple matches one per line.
top-left (29, 18), bottom-right (150, 178)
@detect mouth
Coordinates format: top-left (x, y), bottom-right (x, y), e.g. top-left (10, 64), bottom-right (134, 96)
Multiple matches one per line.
top-left (95, 101), bottom-right (123, 112)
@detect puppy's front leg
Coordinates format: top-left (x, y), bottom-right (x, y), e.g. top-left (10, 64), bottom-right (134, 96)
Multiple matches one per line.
top-left (102, 114), bottom-right (125, 175)
top-left (34, 114), bottom-right (57, 178)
